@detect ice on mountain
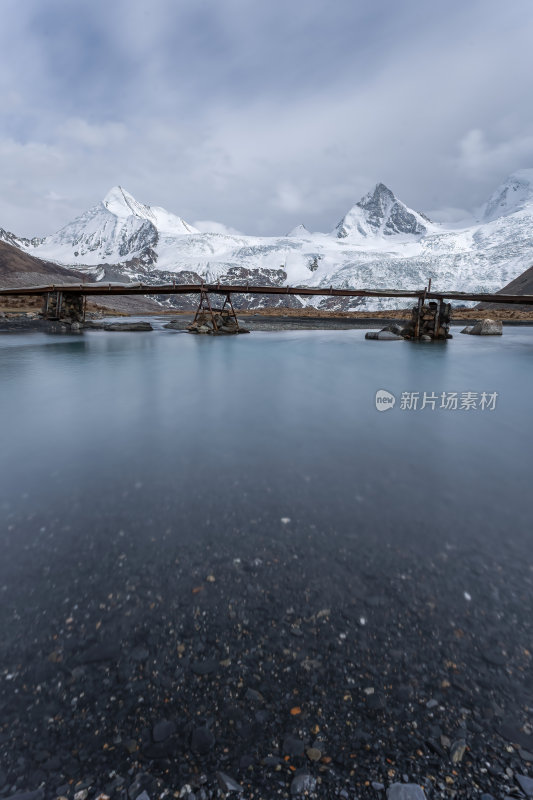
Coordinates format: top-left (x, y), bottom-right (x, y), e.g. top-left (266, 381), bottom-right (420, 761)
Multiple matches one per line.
top-left (483, 169), bottom-right (533, 222)
top-left (287, 223), bottom-right (312, 238)
top-left (103, 186), bottom-right (198, 234)
top-left (13, 173), bottom-right (533, 311)
top-left (335, 183), bottom-right (428, 239)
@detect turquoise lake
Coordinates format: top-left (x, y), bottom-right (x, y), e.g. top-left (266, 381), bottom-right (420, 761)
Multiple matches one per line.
top-left (1, 325), bottom-right (532, 545)
top-left (1, 325), bottom-right (533, 795)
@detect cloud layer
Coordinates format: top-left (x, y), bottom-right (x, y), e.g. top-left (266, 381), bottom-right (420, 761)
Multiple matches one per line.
top-left (1, 0), bottom-right (533, 236)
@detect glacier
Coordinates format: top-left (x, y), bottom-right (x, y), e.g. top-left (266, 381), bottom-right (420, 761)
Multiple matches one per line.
top-left (4, 173), bottom-right (533, 311)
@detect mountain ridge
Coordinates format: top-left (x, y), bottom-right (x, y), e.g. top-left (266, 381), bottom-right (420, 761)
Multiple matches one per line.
top-left (1, 172), bottom-right (533, 310)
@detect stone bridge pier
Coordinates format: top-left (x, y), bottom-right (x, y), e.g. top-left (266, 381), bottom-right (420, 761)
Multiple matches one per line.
top-left (43, 291), bottom-right (85, 323)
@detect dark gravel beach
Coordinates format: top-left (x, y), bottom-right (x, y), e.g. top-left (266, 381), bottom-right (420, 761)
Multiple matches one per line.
top-left (1, 516), bottom-right (533, 799)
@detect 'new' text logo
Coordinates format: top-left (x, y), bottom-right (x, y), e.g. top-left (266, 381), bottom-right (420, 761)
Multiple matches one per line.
top-left (375, 389), bottom-right (396, 411)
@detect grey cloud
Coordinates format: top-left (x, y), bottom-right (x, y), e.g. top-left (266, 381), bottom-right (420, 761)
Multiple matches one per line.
top-left (1, 0), bottom-right (533, 237)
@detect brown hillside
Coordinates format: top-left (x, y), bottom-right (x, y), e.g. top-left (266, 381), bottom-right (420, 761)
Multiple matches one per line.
top-left (0, 239), bottom-right (86, 287)
top-left (477, 264), bottom-right (533, 311)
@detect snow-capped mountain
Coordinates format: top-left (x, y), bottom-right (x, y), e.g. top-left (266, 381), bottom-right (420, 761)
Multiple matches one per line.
top-left (4, 173), bottom-right (533, 310)
top-left (287, 223), bottom-right (312, 238)
top-left (335, 182), bottom-right (431, 240)
top-left (20, 186), bottom-right (198, 268)
top-left (482, 169), bottom-right (533, 222)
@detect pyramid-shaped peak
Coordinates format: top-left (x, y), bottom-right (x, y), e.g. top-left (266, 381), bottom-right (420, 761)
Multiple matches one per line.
top-left (101, 186), bottom-right (199, 234)
top-left (335, 182), bottom-right (428, 239)
top-left (287, 223), bottom-right (311, 237)
top-left (103, 186), bottom-right (153, 220)
top-left (358, 183), bottom-right (396, 208)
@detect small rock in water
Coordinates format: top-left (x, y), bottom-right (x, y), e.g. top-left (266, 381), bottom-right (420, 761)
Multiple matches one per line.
top-left (152, 719), bottom-right (176, 742)
top-left (216, 772), bottom-right (243, 793)
top-left (365, 330), bottom-right (403, 341)
top-left (191, 726), bottom-right (215, 754)
top-left (468, 318), bottom-right (503, 335)
top-left (290, 772), bottom-right (316, 796)
top-left (387, 784), bottom-right (427, 800)
top-left (306, 747), bottom-right (322, 761)
top-left (283, 735), bottom-right (305, 756)
top-left (191, 659), bottom-right (217, 675)
top-left (482, 647), bottom-right (507, 666)
top-left (103, 321), bottom-right (153, 332)
top-left (516, 774), bottom-right (533, 797)
top-left (449, 738), bottom-right (467, 763)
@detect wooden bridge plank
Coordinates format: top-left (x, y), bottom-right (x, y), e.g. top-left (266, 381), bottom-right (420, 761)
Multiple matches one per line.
top-left (1, 283), bottom-right (533, 305)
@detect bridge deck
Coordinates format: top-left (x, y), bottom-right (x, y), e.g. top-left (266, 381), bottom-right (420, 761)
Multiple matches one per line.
top-left (0, 282), bottom-right (533, 305)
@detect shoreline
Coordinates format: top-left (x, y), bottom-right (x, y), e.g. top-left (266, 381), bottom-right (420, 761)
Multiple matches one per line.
top-left (2, 311), bottom-right (533, 334)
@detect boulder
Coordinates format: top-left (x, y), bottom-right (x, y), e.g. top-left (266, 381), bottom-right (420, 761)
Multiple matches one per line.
top-left (387, 785), bottom-right (427, 800)
top-left (382, 323), bottom-right (405, 336)
top-left (468, 318), bottom-right (503, 335)
top-left (103, 321), bottom-right (153, 331)
top-left (365, 331), bottom-right (403, 341)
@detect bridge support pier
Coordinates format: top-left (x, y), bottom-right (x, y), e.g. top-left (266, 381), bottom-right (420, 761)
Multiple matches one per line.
top-left (408, 299), bottom-right (452, 340)
top-left (188, 290), bottom-right (248, 334)
top-left (43, 291), bottom-right (85, 323)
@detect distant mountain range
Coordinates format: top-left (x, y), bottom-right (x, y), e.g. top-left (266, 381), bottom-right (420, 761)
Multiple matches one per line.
top-left (2, 172), bottom-right (533, 310)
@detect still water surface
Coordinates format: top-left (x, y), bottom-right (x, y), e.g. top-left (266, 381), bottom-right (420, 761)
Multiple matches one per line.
top-left (1, 326), bottom-right (532, 545)
top-left (1, 326), bottom-right (533, 793)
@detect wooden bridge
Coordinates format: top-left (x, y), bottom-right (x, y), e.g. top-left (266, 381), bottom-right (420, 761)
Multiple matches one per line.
top-left (1, 280), bottom-right (533, 303)
top-left (1, 282), bottom-right (532, 331)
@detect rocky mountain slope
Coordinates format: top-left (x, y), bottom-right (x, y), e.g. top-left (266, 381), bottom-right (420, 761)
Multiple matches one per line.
top-left (0, 239), bottom-right (85, 287)
top-left (2, 172), bottom-right (533, 310)
top-left (477, 263), bottom-right (533, 311)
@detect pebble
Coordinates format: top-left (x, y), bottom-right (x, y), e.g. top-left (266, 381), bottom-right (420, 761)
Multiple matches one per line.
top-left (517, 774), bottom-right (533, 796)
top-left (306, 747), bottom-right (322, 761)
top-left (290, 772), bottom-right (316, 796)
top-left (387, 784), bottom-right (427, 800)
top-left (191, 725), bottom-right (215, 754)
top-left (481, 648), bottom-right (507, 666)
top-left (449, 738), bottom-right (467, 763)
top-left (80, 642), bottom-right (120, 663)
top-left (216, 772), bottom-right (243, 793)
top-left (152, 719), bottom-right (176, 742)
top-left (191, 659), bottom-right (218, 675)
top-left (283, 735), bottom-right (305, 756)
top-left (245, 687), bottom-right (264, 703)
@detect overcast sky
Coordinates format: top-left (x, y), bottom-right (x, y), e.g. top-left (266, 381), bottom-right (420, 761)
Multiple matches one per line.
top-left (1, 0), bottom-right (533, 236)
